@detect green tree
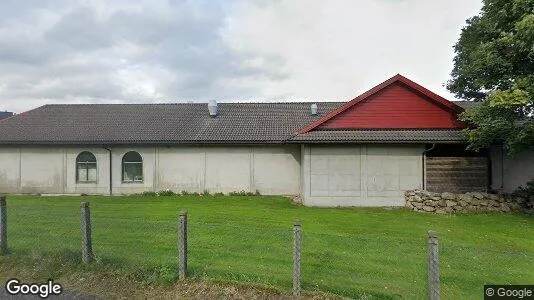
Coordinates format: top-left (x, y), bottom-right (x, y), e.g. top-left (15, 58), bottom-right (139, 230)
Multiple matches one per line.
top-left (447, 0), bottom-right (534, 154)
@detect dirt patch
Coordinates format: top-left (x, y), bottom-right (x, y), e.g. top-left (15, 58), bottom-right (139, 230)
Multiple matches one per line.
top-left (0, 265), bottom-right (343, 300)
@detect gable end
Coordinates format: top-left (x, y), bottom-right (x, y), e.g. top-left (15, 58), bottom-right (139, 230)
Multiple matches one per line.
top-left (299, 74), bottom-right (466, 133)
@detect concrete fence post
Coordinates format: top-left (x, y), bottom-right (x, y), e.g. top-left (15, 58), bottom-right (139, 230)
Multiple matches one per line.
top-left (293, 219), bottom-right (302, 298)
top-left (428, 230), bottom-right (440, 300)
top-left (81, 202), bottom-right (94, 264)
top-left (178, 211), bottom-right (188, 279)
top-left (0, 196), bottom-right (7, 255)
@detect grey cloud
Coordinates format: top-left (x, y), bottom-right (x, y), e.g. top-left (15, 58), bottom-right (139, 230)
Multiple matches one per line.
top-left (0, 0), bottom-right (288, 113)
top-left (45, 7), bottom-right (113, 51)
top-left (0, 0), bottom-right (68, 23)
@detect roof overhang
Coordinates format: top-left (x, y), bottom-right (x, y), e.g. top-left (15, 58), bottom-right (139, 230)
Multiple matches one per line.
top-left (289, 129), bottom-right (467, 144)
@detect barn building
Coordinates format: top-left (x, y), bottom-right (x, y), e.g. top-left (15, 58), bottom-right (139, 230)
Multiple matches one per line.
top-left (0, 75), bottom-right (531, 206)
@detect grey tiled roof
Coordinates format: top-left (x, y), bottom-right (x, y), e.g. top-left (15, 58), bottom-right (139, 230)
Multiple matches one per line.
top-left (0, 101), bottom-right (476, 145)
top-left (452, 101), bottom-right (480, 110)
top-left (0, 103), bottom-right (343, 144)
top-left (289, 129), bottom-right (467, 143)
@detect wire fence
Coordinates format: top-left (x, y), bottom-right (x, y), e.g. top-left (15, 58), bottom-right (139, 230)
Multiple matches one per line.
top-left (1, 196), bottom-right (533, 299)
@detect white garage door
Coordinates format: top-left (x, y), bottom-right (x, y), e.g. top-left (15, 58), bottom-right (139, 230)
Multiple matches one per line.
top-left (307, 145), bottom-right (423, 206)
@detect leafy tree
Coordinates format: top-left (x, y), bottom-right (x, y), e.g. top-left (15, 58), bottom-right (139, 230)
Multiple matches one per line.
top-left (447, 0), bottom-right (534, 154)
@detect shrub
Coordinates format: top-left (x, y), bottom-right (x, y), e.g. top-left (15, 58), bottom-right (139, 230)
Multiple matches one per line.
top-left (141, 191), bottom-right (157, 197)
top-left (202, 189), bottom-right (211, 196)
top-left (156, 189), bottom-right (175, 196)
top-left (181, 190), bottom-right (190, 196)
top-left (227, 190), bottom-right (261, 196)
top-left (229, 190), bottom-right (249, 196)
top-left (214, 192), bottom-right (224, 196)
top-left (512, 180), bottom-right (534, 201)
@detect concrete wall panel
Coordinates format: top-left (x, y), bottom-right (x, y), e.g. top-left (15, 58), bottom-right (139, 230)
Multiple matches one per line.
top-left (490, 146), bottom-right (534, 193)
top-left (20, 148), bottom-right (64, 193)
top-left (304, 144), bottom-right (423, 207)
top-left (252, 146), bottom-right (300, 195)
top-left (0, 147), bottom-right (21, 193)
top-left (503, 149), bottom-right (534, 192)
top-left (205, 147), bottom-right (251, 193)
top-left (309, 146), bottom-right (362, 198)
top-left (157, 147), bottom-right (205, 192)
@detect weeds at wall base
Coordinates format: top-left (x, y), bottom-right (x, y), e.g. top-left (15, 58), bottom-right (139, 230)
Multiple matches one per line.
top-left (137, 190), bottom-right (263, 197)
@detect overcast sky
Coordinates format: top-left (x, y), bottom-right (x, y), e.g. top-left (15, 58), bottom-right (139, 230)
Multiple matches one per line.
top-left (0, 0), bottom-right (482, 113)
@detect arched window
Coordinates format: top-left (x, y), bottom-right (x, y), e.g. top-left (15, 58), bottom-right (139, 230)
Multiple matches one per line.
top-left (122, 151), bottom-right (143, 182)
top-left (76, 151), bottom-right (97, 183)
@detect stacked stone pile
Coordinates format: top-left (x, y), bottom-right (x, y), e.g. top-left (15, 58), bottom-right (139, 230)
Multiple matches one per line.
top-left (405, 190), bottom-right (532, 213)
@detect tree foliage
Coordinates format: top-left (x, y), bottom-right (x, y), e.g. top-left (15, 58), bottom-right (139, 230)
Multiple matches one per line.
top-left (447, 0), bottom-right (534, 154)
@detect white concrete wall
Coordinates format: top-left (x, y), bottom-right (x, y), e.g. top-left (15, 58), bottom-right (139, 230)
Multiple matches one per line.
top-left (0, 145), bottom-right (300, 195)
top-left (6, 143), bottom-right (529, 201)
top-left (205, 147), bottom-right (252, 193)
top-left (157, 147), bottom-right (205, 192)
top-left (302, 144), bottom-right (424, 207)
top-left (156, 146), bottom-right (300, 194)
top-left (20, 148), bottom-right (65, 193)
top-left (252, 146), bottom-right (300, 195)
top-left (490, 146), bottom-right (534, 193)
top-left (0, 147), bottom-right (21, 193)
top-left (0, 146), bottom-right (117, 194)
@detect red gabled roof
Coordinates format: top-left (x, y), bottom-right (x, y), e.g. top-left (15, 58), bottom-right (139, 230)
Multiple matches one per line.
top-left (298, 74), bottom-right (465, 134)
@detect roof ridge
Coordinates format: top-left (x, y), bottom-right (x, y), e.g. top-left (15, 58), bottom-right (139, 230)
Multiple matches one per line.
top-left (42, 101), bottom-right (345, 106)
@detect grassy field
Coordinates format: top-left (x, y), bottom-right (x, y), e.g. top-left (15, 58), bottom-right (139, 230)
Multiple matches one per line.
top-left (0, 195), bottom-right (533, 299)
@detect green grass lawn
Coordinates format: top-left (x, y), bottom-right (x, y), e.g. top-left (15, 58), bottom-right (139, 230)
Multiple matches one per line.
top-left (1, 195), bottom-right (533, 299)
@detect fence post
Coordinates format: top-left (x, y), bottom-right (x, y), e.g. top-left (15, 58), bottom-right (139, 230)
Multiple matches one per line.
top-left (428, 230), bottom-right (440, 300)
top-left (178, 211), bottom-right (188, 279)
top-left (293, 219), bottom-right (301, 298)
top-left (81, 202), bottom-right (94, 264)
top-left (0, 196), bottom-right (7, 255)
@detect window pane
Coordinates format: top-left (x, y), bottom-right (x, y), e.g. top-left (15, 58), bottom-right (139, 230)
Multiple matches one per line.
top-left (78, 166), bottom-right (88, 182)
top-left (77, 151), bottom-right (96, 162)
top-left (123, 163), bottom-right (143, 182)
top-left (133, 163), bottom-right (143, 181)
top-left (123, 164), bottom-right (133, 181)
top-left (123, 151), bottom-right (142, 163)
top-left (77, 152), bottom-right (97, 183)
top-left (87, 163), bottom-right (97, 182)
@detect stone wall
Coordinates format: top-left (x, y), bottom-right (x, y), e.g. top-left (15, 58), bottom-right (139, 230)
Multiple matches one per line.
top-left (405, 190), bottom-right (532, 213)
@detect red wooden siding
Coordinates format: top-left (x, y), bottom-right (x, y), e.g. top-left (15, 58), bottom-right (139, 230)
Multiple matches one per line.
top-left (319, 82), bottom-right (465, 129)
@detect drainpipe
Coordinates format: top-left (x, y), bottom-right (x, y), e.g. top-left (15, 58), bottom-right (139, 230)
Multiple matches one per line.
top-left (422, 143), bottom-right (436, 190)
top-left (103, 146), bottom-right (112, 196)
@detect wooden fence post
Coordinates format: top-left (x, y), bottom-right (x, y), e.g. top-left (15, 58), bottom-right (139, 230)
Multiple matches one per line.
top-left (81, 202), bottom-right (94, 263)
top-left (178, 211), bottom-right (188, 279)
top-left (428, 230), bottom-right (440, 300)
top-left (293, 219), bottom-right (302, 298)
top-left (0, 196), bottom-right (7, 255)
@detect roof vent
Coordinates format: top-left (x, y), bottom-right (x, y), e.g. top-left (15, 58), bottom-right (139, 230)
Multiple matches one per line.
top-left (208, 100), bottom-right (218, 117)
top-left (310, 103), bottom-right (318, 116)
